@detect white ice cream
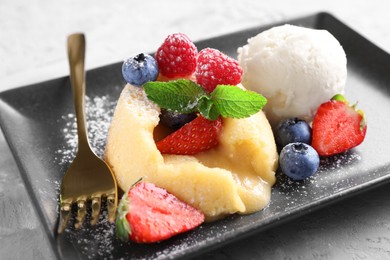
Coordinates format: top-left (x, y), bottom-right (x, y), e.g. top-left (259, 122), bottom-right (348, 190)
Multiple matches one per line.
top-left (237, 24), bottom-right (347, 126)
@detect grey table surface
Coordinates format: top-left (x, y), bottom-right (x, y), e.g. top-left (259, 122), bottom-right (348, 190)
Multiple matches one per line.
top-left (1, 0), bottom-right (390, 259)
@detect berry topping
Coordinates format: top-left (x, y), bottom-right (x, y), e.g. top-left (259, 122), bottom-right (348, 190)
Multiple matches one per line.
top-left (311, 95), bottom-right (367, 156)
top-left (116, 181), bottom-right (204, 243)
top-left (156, 115), bottom-right (222, 155)
top-left (279, 142), bottom-right (320, 180)
top-left (122, 53), bottom-right (159, 86)
top-left (159, 109), bottom-right (197, 130)
top-left (196, 48), bottom-right (243, 93)
top-left (275, 118), bottom-right (312, 150)
top-left (155, 33), bottom-right (198, 78)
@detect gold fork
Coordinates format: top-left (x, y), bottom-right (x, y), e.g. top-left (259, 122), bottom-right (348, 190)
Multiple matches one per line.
top-left (57, 33), bottom-right (118, 234)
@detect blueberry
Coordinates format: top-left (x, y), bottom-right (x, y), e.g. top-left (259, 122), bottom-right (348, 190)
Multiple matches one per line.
top-left (159, 109), bottom-right (197, 130)
top-left (275, 118), bottom-right (312, 150)
top-left (122, 53), bottom-right (159, 86)
top-left (279, 142), bottom-right (320, 180)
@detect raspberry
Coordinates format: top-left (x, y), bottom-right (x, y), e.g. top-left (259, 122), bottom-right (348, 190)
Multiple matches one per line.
top-left (196, 48), bottom-right (243, 93)
top-left (155, 33), bottom-right (198, 78)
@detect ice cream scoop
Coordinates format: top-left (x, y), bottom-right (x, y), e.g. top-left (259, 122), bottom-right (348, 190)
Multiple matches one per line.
top-left (237, 24), bottom-right (347, 126)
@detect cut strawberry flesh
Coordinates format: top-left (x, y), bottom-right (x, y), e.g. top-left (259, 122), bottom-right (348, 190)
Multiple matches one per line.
top-left (126, 182), bottom-right (204, 243)
top-left (312, 100), bottom-right (367, 156)
top-left (156, 115), bottom-right (222, 155)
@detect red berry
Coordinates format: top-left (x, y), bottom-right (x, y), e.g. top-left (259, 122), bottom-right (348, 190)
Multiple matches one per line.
top-left (196, 48), bottom-right (243, 93)
top-left (117, 182), bottom-right (204, 243)
top-left (156, 115), bottom-right (222, 155)
top-left (155, 33), bottom-right (198, 78)
top-left (311, 99), bottom-right (367, 156)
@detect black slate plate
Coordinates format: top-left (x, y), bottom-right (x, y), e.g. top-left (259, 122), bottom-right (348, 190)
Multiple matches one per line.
top-left (1, 12), bottom-right (390, 259)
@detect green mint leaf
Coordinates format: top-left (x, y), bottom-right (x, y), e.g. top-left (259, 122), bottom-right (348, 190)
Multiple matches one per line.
top-left (143, 79), bottom-right (206, 113)
top-left (143, 80), bottom-right (267, 120)
top-left (198, 96), bottom-right (220, 120)
top-left (211, 85), bottom-right (267, 118)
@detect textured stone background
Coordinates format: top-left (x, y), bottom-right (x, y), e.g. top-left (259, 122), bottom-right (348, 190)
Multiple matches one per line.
top-left (1, 0), bottom-right (390, 259)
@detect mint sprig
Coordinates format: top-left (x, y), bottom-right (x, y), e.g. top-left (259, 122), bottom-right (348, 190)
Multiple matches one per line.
top-left (210, 85), bottom-right (267, 118)
top-left (143, 79), bottom-right (267, 120)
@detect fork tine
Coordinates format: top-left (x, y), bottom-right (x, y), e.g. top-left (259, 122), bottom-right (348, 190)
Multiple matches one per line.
top-left (58, 202), bottom-right (72, 234)
top-left (107, 193), bottom-right (117, 223)
top-left (74, 199), bottom-right (87, 229)
top-left (90, 196), bottom-right (101, 225)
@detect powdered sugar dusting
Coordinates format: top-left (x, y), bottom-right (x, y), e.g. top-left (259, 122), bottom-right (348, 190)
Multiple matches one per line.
top-left (272, 151), bottom-right (362, 212)
top-left (63, 209), bottom-right (117, 259)
top-left (55, 95), bottom-right (117, 165)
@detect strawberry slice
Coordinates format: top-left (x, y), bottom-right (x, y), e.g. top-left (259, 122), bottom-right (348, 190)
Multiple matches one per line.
top-left (116, 181), bottom-right (204, 243)
top-left (156, 115), bottom-right (222, 155)
top-left (311, 95), bottom-right (367, 156)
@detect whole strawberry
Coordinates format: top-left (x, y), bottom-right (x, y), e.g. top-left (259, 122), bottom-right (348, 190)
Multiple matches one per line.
top-left (196, 48), bottom-right (243, 93)
top-left (155, 33), bottom-right (198, 78)
top-left (311, 95), bottom-right (367, 156)
top-left (116, 181), bottom-right (204, 243)
top-left (156, 115), bottom-right (222, 155)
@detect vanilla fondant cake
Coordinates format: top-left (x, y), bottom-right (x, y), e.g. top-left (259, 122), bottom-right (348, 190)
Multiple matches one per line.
top-left (105, 83), bottom-right (278, 220)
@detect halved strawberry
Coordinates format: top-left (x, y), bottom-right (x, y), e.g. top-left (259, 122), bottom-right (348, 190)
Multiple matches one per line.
top-left (311, 95), bottom-right (367, 156)
top-left (156, 115), bottom-right (222, 155)
top-left (116, 181), bottom-right (204, 243)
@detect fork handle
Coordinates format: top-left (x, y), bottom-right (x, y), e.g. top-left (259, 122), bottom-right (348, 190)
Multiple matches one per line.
top-left (67, 34), bottom-right (90, 150)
